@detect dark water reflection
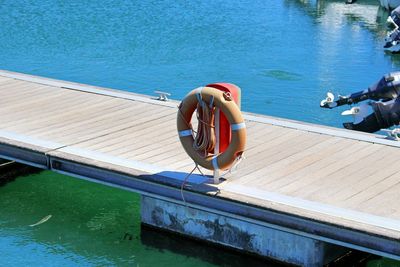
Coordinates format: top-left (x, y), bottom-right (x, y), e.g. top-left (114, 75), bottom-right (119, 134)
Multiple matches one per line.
top-left (141, 226), bottom-right (284, 267)
top-left (286, 0), bottom-right (389, 35)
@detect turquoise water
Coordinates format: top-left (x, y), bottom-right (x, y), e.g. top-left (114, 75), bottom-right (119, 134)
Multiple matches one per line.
top-left (1, 0), bottom-right (400, 266)
top-left (0, 0), bottom-right (397, 127)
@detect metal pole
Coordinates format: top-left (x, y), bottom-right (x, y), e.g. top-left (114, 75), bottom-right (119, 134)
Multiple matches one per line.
top-left (213, 108), bottom-right (220, 184)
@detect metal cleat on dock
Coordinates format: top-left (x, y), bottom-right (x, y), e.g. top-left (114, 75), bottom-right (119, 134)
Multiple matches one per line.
top-left (154, 91), bottom-right (171, 101)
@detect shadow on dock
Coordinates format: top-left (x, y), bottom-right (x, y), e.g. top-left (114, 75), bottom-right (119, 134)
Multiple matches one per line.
top-left (142, 171), bottom-right (220, 194)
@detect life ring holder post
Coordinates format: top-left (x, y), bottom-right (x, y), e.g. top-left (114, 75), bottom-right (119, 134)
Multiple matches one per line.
top-left (206, 83), bottom-right (242, 183)
top-left (213, 106), bottom-right (221, 183)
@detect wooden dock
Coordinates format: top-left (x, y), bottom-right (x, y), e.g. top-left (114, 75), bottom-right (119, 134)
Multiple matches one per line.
top-left (0, 70), bottom-right (399, 263)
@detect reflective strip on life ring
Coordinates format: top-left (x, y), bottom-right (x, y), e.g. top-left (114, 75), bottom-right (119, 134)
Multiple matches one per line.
top-left (231, 122), bottom-right (246, 131)
top-left (177, 86), bottom-right (246, 171)
top-left (178, 129), bottom-right (193, 137)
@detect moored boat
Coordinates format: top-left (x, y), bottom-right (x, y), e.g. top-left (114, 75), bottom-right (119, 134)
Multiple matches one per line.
top-left (384, 6), bottom-right (400, 52)
top-left (379, 0), bottom-right (400, 10)
top-left (383, 29), bottom-right (400, 52)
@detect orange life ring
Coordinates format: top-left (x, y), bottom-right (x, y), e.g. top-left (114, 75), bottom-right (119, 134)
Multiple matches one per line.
top-left (177, 86), bottom-right (246, 171)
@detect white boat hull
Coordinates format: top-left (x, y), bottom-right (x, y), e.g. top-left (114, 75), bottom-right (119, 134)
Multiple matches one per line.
top-left (380, 0), bottom-right (400, 10)
top-left (384, 42), bottom-right (400, 52)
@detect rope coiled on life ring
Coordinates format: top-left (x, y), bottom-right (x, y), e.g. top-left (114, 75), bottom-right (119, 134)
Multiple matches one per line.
top-left (193, 93), bottom-right (216, 153)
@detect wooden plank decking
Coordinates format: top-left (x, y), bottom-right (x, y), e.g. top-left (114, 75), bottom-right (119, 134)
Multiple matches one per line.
top-left (0, 70), bottom-right (399, 259)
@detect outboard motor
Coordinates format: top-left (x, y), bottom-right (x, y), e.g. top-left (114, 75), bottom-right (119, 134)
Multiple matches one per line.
top-left (343, 98), bottom-right (400, 133)
top-left (384, 29), bottom-right (400, 53)
top-left (320, 72), bottom-right (400, 133)
top-left (387, 6), bottom-right (400, 29)
top-left (385, 6), bottom-right (400, 53)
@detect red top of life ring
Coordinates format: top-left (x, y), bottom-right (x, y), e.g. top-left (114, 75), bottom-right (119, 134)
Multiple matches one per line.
top-left (206, 83), bottom-right (241, 153)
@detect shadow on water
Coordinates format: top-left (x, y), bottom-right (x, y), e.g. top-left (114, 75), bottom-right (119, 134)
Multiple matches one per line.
top-left (261, 69), bottom-right (303, 81)
top-left (385, 51), bottom-right (400, 66)
top-left (0, 160), bottom-right (41, 186)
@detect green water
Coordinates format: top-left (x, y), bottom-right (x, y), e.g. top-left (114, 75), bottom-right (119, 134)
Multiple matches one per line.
top-left (367, 258), bottom-right (400, 267)
top-left (0, 171), bottom-right (276, 266)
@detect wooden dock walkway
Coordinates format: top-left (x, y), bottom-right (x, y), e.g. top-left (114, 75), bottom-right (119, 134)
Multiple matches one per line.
top-left (0, 70), bottom-right (399, 261)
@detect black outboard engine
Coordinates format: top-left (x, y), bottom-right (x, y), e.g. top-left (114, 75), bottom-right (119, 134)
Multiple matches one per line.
top-left (384, 29), bottom-right (400, 53)
top-left (385, 6), bottom-right (400, 53)
top-left (343, 98), bottom-right (400, 133)
top-left (320, 72), bottom-right (400, 108)
top-left (387, 6), bottom-right (400, 29)
top-left (320, 72), bottom-right (400, 133)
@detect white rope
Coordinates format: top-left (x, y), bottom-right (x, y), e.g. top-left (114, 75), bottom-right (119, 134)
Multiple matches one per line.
top-left (219, 154), bottom-right (245, 178)
top-left (180, 163), bottom-right (206, 205)
top-left (179, 161), bottom-right (209, 205)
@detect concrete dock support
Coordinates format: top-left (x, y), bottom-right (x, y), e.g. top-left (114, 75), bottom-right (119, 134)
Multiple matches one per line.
top-left (141, 196), bottom-right (347, 266)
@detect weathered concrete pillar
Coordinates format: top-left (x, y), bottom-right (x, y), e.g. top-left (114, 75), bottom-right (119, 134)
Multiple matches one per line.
top-left (141, 195), bottom-right (348, 267)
